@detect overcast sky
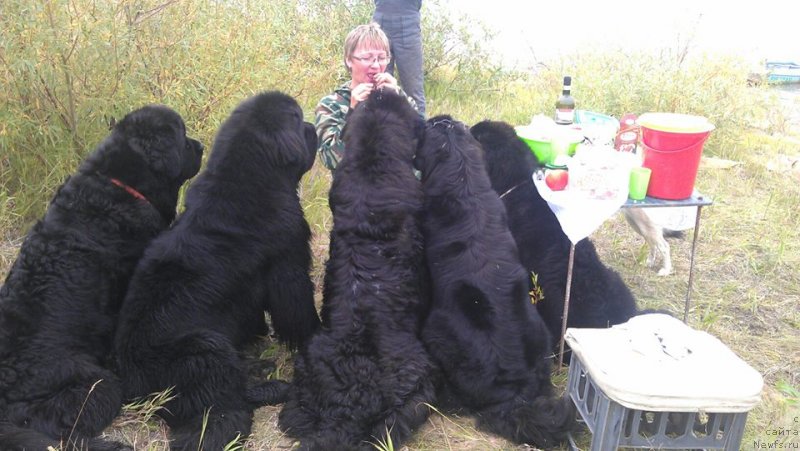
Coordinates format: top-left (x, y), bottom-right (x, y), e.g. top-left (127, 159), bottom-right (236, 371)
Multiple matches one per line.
top-left (445, 0), bottom-right (797, 68)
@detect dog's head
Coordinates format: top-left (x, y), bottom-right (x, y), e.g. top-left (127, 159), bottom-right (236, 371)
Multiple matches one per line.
top-left (470, 120), bottom-right (539, 193)
top-left (73, 105), bottom-right (204, 222)
top-left (112, 105), bottom-right (204, 181)
top-left (414, 115), bottom-right (480, 182)
top-left (342, 88), bottom-right (425, 166)
top-left (85, 105), bottom-right (204, 216)
top-left (213, 91), bottom-right (317, 179)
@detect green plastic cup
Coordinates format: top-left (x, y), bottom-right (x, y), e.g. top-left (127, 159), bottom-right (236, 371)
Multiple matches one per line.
top-left (628, 166), bottom-right (652, 200)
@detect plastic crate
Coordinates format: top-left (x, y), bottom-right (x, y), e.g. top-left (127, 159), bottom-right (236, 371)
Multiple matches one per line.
top-left (564, 314), bottom-right (763, 450)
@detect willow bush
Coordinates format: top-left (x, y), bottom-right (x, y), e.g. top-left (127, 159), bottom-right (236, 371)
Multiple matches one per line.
top-left (431, 48), bottom-right (767, 160)
top-left (1, 0), bottom-right (768, 231)
top-left (0, 0), bottom-right (365, 228)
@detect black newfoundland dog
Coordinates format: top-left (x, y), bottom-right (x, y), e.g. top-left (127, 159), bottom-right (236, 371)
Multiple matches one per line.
top-left (0, 106), bottom-right (203, 450)
top-left (113, 91), bottom-right (321, 450)
top-left (415, 116), bottom-right (574, 448)
top-left (470, 120), bottom-right (639, 348)
top-left (278, 89), bottom-right (435, 450)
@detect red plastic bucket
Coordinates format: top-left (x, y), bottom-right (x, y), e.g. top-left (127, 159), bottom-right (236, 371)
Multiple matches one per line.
top-left (641, 136), bottom-right (709, 199)
top-left (637, 113), bottom-right (714, 200)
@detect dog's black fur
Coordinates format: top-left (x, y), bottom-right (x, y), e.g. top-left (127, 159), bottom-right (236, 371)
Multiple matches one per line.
top-left (415, 116), bottom-right (575, 448)
top-left (470, 120), bottom-right (639, 348)
top-left (113, 91), bottom-right (320, 451)
top-left (278, 89), bottom-right (434, 450)
top-left (0, 105), bottom-right (203, 451)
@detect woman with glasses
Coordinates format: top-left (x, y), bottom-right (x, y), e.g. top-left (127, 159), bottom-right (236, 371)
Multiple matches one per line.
top-left (315, 22), bottom-right (419, 170)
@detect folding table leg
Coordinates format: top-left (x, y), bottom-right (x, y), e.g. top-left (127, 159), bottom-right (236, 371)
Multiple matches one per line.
top-left (683, 205), bottom-right (704, 322)
top-left (558, 242), bottom-right (577, 368)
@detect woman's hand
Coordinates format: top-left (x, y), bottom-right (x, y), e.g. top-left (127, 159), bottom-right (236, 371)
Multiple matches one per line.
top-left (350, 82), bottom-right (374, 108)
top-left (350, 73), bottom-right (400, 108)
top-left (374, 73), bottom-right (400, 93)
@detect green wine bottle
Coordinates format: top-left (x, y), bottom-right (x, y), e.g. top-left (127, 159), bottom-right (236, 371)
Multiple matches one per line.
top-left (554, 76), bottom-right (575, 125)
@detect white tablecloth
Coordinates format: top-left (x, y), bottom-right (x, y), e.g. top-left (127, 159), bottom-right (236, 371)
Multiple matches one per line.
top-left (533, 172), bottom-right (628, 244)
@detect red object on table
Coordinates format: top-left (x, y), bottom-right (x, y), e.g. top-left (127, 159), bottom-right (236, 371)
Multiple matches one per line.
top-left (545, 169), bottom-right (569, 191)
top-left (615, 113), bottom-right (639, 153)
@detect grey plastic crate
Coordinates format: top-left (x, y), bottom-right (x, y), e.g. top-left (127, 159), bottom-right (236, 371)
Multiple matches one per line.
top-left (563, 315), bottom-right (762, 450)
top-left (566, 354), bottom-right (749, 450)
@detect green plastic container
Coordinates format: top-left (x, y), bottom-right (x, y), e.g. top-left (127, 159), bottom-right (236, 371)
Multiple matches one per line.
top-left (515, 126), bottom-right (582, 164)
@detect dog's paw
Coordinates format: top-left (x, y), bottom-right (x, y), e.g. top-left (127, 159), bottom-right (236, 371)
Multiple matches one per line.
top-left (246, 380), bottom-right (291, 406)
top-left (246, 357), bottom-right (278, 379)
top-left (657, 266), bottom-right (672, 276)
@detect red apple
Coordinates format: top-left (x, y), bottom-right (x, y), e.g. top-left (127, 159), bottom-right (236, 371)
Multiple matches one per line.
top-left (545, 169), bottom-right (569, 191)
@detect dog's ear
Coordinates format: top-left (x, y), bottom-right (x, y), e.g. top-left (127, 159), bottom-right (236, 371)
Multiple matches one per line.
top-left (302, 121), bottom-right (317, 172)
top-left (260, 114), bottom-right (319, 175)
top-left (453, 282), bottom-right (494, 330)
top-left (414, 116), bottom-right (426, 147)
top-left (117, 106), bottom-right (184, 179)
top-left (128, 127), bottom-right (183, 180)
top-left (412, 153), bottom-right (424, 173)
top-left (469, 120), bottom-right (493, 144)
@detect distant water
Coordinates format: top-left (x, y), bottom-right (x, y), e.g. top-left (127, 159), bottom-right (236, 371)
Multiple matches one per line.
top-left (772, 84), bottom-right (800, 133)
top-left (775, 84), bottom-right (800, 94)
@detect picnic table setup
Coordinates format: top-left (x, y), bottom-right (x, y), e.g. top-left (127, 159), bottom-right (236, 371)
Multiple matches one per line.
top-left (515, 110), bottom-right (762, 450)
top-left (517, 110), bottom-right (716, 353)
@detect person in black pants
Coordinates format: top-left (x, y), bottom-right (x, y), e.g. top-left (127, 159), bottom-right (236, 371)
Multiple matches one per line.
top-left (373, 0), bottom-right (426, 117)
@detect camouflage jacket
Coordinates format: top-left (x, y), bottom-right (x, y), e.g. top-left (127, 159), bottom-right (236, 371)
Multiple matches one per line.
top-left (315, 82), bottom-right (418, 170)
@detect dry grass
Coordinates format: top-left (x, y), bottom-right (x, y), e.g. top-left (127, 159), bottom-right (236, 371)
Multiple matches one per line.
top-left (2, 100), bottom-right (799, 451)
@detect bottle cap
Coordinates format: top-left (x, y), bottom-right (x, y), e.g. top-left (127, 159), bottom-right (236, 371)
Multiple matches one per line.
top-left (564, 76), bottom-right (572, 85)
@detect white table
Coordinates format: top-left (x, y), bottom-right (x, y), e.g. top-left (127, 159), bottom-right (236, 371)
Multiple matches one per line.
top-left (621, 192), bottom-right (714, 322)
top-left (533, 174), bottom-right (714, 367)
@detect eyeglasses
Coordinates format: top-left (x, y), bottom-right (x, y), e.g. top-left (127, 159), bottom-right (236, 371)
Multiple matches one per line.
top-left (351, 54), bottom-right (390, 65)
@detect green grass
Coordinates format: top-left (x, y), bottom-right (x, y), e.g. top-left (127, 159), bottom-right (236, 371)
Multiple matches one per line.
top-left (93, 97), bottom-right (800, 450)
top-left (2, 0), bottom-right (799, 449)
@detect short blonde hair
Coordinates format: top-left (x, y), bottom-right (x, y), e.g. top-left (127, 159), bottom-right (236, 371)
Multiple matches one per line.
top-left (343, 23), bottom-right (391, 72)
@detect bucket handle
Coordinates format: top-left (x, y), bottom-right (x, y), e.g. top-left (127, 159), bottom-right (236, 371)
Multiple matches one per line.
top-left (642, 136), bottom-right (709, 154)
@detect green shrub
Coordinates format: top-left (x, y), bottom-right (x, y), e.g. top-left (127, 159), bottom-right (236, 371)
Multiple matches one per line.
top-left (0, 0), bottom-right (373, 229)
top-left (0, 0), bottom-right (771, 230)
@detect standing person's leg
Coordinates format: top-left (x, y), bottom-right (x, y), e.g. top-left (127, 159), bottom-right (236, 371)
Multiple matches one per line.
top-left (373, 13), bottom-right (398, 75)
top-left (374, 13), bottom-right (426, 117)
